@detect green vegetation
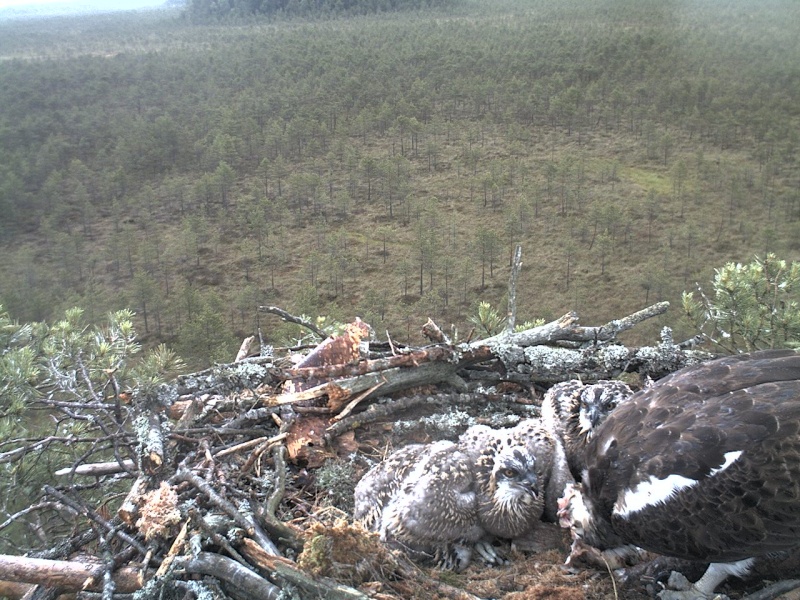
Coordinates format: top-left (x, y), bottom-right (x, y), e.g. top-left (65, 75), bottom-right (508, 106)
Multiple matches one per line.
top-left (1, 0), bottom-right (799, 367)
top-left (0, 305), bottom-right (184, 552)
top-left (683, 254), bottom-right (800, 352)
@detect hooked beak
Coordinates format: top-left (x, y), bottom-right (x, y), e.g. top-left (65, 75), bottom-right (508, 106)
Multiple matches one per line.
top-left (522, 470), bottom-right (539, 497)
top-left (579, 405), bottom-right (601, 435)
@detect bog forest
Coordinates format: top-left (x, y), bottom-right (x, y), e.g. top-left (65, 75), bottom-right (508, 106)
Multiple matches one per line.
top-left (1, 2), bottom-right (800, 599)
top-left (1, 0), bottom-right (799, 368)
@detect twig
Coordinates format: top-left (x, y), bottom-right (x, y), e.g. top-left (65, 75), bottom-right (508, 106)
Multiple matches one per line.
top-left (743, 580), bottom-right (800, 600)
top-left (0, 503), bottom-right (72, 532)
top-left (258, 306), bottom-right (326, 339)
top-left (600, 552), bottom-right (619, 600)
top-left (0, 436), bottom-right (80, 464)
top-left (386, 330), bottom-right (398, 355)
top-left (506, 244), bottom-right (522, 334)
top-left (42, 486), bottom-right (147, 556)
top-left (267, 445), bottom-right (287, 520)
top-left (254, 445), bottom-right (303, 551)
top-left (191, 509), bottom-right (250, 568)
top-left (174, 468), bottom-right (280, 556)
top-left (331, 382), bottom-right (385, 423)
top-left (155, 520), bottom-right (189, 578)
top-left (240, 436), bottom-right (283, 475)
top-left (174, 552), bottom-right (282, 600)
top-left (97, 532), bottom-right (116, 600)
top-left (235, 336), bottom-right (256, 362)
top-left (214, 433), bottom-right (287, 459)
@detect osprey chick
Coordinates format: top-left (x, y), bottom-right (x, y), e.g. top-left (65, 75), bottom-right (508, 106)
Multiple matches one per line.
top-left (542, 379), bottom-right (633, 479)
top-left (354, 419), bottom-right (571, 570)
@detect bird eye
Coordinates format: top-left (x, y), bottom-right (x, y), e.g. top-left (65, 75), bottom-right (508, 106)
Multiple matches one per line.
top-left (502, 468), bottom-right (518, 478)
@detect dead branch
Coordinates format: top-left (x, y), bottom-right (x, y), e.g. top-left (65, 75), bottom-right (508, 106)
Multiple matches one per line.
top-left (492, 326), bottom-right (713, 383)
top-left (235, 336), bottom-right (256, 362)
top-left (474, 301), bottom-right (669, 350)
top-left (258, 305), bottom-right (326, 339)
top-left (54, 460), bottom-right (136, 478)
top-left (0, 554), bottom-right (149, 593)
top-left (578, 301), bottom-right (672, 341)
top-left (238, 539), bottom-right (370, 600)
top-left (284, 345), bottom-right (454, 381)
top-left (471, 311), bottom-right (580, 350)
top-left (174, 552), bottom-right (282, 600)
top-left (266, 359), bottom-right (466, 410)
top-left (173, 467), bottom-right (280, 556)
top-left (506, 243), bottom-right (523, 334)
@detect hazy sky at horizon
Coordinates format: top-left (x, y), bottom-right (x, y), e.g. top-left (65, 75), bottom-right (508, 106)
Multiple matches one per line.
top-left (0, 0), bottom-right (165, 8)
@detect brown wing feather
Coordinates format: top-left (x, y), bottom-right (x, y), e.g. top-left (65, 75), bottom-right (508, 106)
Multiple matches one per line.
top-left (583, 350), bottom-right (800, 562)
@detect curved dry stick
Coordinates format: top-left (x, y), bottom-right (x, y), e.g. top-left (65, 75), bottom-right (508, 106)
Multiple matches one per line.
top-left (258, 306), bottom-right (326, 339)
top-left (176, 552), bottom-right (282, 600)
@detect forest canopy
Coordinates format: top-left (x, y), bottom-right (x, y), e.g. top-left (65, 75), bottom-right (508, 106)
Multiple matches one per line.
top-left (0, 0), bottom-right (799, 368)
top-left (185, 0), bottom-right (458, 19)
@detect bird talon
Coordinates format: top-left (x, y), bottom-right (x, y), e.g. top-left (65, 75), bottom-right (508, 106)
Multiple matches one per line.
top-left (473, 540), bottom-right (508, 566)
top-left (665, 571), bottom-right (693, 591)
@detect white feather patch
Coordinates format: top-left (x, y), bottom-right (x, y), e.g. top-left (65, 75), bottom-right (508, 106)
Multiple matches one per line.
top-left (614, 451), bottom-right (744, 518)
top-left (599, 436), bottom-right (616, 456)
top-left (614, 473), bottom-right (697, 517)
top-left (709, 450), bottom-right (743, 476)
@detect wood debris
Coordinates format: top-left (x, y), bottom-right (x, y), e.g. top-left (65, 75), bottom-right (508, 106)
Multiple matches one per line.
top-left (0, 295), bottom-right (734, 600)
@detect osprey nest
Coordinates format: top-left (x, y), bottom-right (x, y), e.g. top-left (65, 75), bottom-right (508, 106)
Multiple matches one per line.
top-left (3, 300), bottom-right (800, 600)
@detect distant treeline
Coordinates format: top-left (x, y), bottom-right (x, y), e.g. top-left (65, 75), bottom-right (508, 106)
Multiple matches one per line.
top-left (185, 0), bottom-right (456, 19)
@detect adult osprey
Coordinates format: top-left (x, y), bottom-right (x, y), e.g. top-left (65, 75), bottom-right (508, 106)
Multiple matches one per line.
top-left (560, 349), bottom-right (800, 599)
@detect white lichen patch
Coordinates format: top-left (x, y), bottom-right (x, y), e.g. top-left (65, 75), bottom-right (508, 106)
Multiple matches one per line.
top-left (155, 382), bottom-right (178, 407)
top-left (233, 361), bottom-right (269, 385)
top-left (490, 343), bottom-right (526, 371)
top-left (523, 346), bottom-right (582, 376)
top-left (598, 344), bottom-right (630, 371)
top-left (393, 408), bottom-right (477, 436)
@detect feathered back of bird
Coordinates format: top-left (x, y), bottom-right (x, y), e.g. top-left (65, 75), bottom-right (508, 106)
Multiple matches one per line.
top-left (380, 441), bottom-right (482, 548)
top-left (577, 350), bottom-right (800, 561)
top-left (353, 443), bottom-right (431, 531)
